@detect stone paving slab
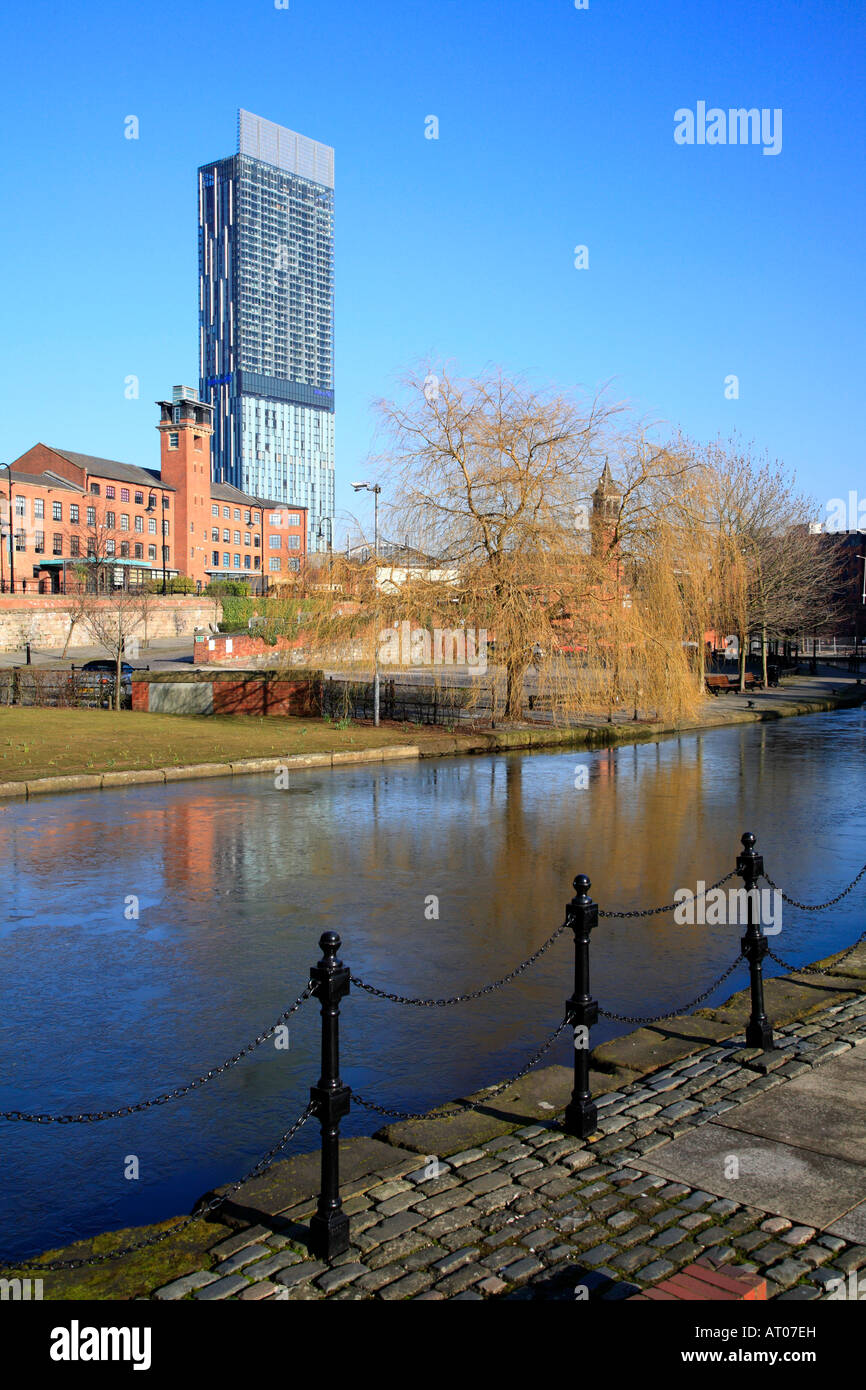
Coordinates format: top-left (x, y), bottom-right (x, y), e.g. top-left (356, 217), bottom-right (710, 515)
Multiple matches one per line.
top-left (203, 1137), bottom-right (418, 1228)
top-left (592, 1029), bottom-right (711, 1075)
top-left (374, 1065), bottom-right (638, 1155)
top-left (826, 1203), bottom-right (866, 1243)
top-left (633, 1124), bottom-right (866, 1229)
top-left (704, 976), bottom-right (859, 1029)
top-left (718, 1045), bottom-right (866, 1165)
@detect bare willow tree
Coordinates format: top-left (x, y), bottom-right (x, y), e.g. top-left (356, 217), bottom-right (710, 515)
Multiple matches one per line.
top-left (370, 365), bottom-right (710, 722)
top-left (697, 438), bottom-right (843, 686)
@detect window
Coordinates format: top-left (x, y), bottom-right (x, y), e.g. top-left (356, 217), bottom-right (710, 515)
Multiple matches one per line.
top-left (121, 488), bottom-right (129, 502)
top-left (147, 493), bottom-right (156, 511)
top-left (106, 486), bottom-right (115, 500)
top-left (234, 508), bottom-right (240, 520)
top-left (233, 530), bottom-right (241, 544)
top-left (223, 529), bottom-right (230, 542)
top-left (254, 557), bottom-right (261, 570)
top-left (194, 435), bottom-right (202, 450)
top-left (70, 535), bottom-right (80, 557)
top-left (287, 535), bottom-right (300, 550)
top-left (87, 506), bottom-right (96, 526)
top-left (287, 513), bottom-right (300, 526)
top-left (162, 520), bottom-right (169, 536)
top-left (87, 539), bottom-right (96, 558)
top-left (134, 515), bottom-right (143, 532)
top-left (120, 541), bottom-right (130, 558)
top-left (135, 491), bottom-right (144, 505)
top-left (233, 554), bottom-right (240, 568)
top-left (53, 533), bottom-right (62, 555)
top-left (162, 496), bottom-right (170, 509)
top-left (90, 483), bottom-right (100, 495)
top-left (269, 512), bottom-right (281, 526)
top-left (148, 545), bottom-right (157, 561)
top-left (254, 535), bottom-right (260, 547)
top-left (134, 543), bottom-right (143, 559)
top-left (190, 523), bottom-right (194, 534)
top-left (106, 538), bottom-right (116, 556)
top-left (149, 518), bottom-right (157, 533)
top-left (14, 496), bottom-right (25, 517)
top-left (34, 498), bottom-right (44, 518)
top-left (34, 531), bottom-right (44, 553)
top-left (169, 433), bottom-right (179, 448)
top-left (14, 530), bottom-right (25, 551)
top-left (106, 511), bottom-right (115, 529)
top-left (223, 552), bottom-right (230, 567)
top-left (269, 557), bottom-right (281, 571)
top-left (121, 515), bottom-right (129, 531)
top-left (269, 534), bottom-right (281, 549)
top-left (212, 528), bottom-right (219, 542)
top-left (244, 554), bottom-right (251, 569)
top-left (244, 510), bottom-right (251, 524)
top-left (244, 532), bottom-right (251, 546)
top-left (52, 501), bottom-right (62, 522)
top-left (70, 504), bottom-right (79, 523)
top-left (252, 512), bottom-right (260, 524)
top-left (212, 504), bottom-right (219, 516)
top-left (223, 507), bottom-right (230, 518)
top-left (212, 550), bottom-right (219, 565)
top-left (288, 558), bottom-right (300, 573)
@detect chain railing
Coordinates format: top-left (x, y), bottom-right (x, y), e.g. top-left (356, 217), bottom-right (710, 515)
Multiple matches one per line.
top-left (0, 983), bottom-right (315, 1124)
top-left (353, 1015), bottom-right (572, 1122)
top-left (5, 833), bottom-right (863, 1278)
top-left (598, 954), bottom-right (744, 1024)
top-left (762, 861), bottom-right (866, 912)
top-left (349, 918), bottom-right (571, 1007)
top-left (3, 1103), bottom-right (316, 1274)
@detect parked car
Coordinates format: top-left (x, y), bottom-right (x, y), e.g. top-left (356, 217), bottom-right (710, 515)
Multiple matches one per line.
top-left (77, 660), bottom-right (134, 706)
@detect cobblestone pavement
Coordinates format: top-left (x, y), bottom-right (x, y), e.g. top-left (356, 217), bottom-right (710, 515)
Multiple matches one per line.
top-left (152, 992), bottom-right (866, 1302)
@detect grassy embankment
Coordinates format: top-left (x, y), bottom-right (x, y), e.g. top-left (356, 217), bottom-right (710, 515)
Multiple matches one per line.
top-left (0, 707), bottom-right (486, 782)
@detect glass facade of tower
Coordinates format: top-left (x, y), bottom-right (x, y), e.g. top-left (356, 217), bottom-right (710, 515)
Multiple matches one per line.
top-left (198, 111), bottom-right (335, 551)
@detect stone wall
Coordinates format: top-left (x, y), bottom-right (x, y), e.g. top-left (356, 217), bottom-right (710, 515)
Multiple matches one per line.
top-left (0, 596), bottom-right (222, 652)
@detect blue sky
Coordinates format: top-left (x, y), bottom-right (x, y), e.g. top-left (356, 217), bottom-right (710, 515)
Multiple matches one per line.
top-left (2, 0), bottom-right (863, 537)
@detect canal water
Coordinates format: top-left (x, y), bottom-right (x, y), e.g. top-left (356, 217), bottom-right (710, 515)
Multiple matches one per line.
top-left (2, 706), bottom-right (865, 1262)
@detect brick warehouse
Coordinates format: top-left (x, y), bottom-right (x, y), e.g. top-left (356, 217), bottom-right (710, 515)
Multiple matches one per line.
top-left (0, 386), bottom-right (307, 594)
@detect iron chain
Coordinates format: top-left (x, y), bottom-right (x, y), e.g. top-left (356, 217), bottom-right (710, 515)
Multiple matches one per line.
top-left (762, 863), bottom-right (866, 913)
top-left (599, 871), bottom-right (737, 919)
top-left (599, 952), bottom-right (744, 1024)
top-left (349, 919), bottom-right (570, 1008)
top-left (352, 1014), bottom-right (572, 1121)
top-left (0, 983), bottom-right (315, 1125)
top-left (767, 930), bottom-right (866, 977)
top-left (1, 1102), bottom-right (316, 1274)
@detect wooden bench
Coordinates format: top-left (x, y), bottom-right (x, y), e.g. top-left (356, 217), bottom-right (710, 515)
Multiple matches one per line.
top-left (705, 675), bottom-right (732, 695)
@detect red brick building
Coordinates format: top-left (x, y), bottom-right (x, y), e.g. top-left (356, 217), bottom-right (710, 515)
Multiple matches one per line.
top-left (1, 386), bottom-right (307, 594)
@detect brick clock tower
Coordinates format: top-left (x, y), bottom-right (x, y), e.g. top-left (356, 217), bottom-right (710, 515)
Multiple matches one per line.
top-left (157, 386), bottom-right (215, 588)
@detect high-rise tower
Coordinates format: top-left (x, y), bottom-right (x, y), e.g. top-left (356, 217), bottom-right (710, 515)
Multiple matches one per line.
top-left (198, 110), bottom-right (334, 552)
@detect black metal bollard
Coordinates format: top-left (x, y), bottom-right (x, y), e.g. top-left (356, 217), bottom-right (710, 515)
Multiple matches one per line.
top-left (308, 931), bottom-right (351, 1260)
top-left (564, 875), bottom-right (599, 1138)
top-left (737, 832), bottom-right (774, 1051)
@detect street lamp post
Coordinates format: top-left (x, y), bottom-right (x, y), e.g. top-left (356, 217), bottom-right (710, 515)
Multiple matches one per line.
top-left (352, 481), bottom-right (382, 726)
top-left (0, 463), bottom-right (15, 594)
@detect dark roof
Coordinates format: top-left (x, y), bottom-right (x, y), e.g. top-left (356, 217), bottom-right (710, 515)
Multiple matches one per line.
top-left (8, 468), bottom-right (82, 491)
top-left (46, 448), bottom-right (173, 492)
top-left (210, 481), bottom-right (306, 512)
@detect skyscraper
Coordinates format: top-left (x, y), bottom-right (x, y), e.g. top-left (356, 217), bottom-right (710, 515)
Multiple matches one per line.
top-left (198, 110), bottom-right (334, 552)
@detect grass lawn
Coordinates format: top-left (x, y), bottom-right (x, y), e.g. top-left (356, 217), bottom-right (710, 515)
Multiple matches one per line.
top-left (0, 707), bottom-right (478, 782)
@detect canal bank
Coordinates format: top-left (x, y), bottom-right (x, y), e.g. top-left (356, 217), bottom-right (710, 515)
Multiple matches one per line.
top-left (1, 670), bottom-right (863, 800)
top-left (10, 940), bottom-right (866, 1301)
